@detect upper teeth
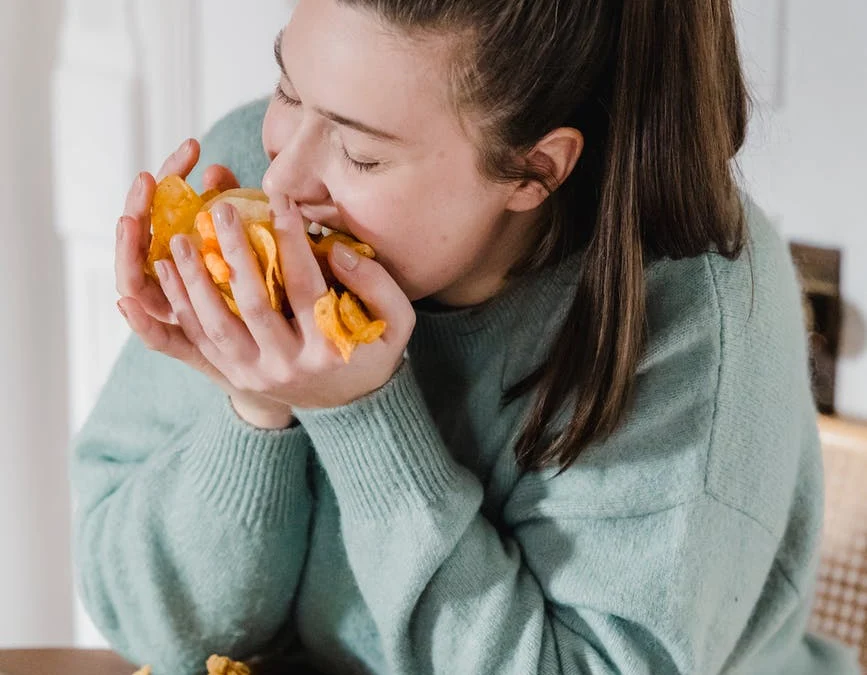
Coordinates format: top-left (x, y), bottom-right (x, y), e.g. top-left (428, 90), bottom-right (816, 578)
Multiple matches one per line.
top-left (307, 222), bottom-right (322, 235)
top-left (320, 226), bottom-right (335, 237)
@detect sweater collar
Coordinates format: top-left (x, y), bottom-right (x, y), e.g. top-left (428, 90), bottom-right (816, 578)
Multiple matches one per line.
top-left (409, 250), bottom-right (582, 361)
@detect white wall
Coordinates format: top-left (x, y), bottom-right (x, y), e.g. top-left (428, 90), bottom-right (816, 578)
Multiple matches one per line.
top-left (53, 0), bottom-right (296, 648)
top-left (0, 0), bottom-right (73, 647)
top-left (734, 0), bottom-right (867, 417)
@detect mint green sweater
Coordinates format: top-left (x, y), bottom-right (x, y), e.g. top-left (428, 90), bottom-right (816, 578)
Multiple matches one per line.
top-left (71, 100), bottom-right (860, 675)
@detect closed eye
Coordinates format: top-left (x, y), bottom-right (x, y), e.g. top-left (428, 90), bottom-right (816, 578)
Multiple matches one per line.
top-left (274, 83), bottom-right (300, 107)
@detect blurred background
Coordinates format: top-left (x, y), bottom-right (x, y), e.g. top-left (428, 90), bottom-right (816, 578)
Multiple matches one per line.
top-left (0, 0), bottom-right (864, 652)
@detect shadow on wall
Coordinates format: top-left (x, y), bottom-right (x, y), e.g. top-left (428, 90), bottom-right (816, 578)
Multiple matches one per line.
top-left (841, 301), bottom-right (866, 359)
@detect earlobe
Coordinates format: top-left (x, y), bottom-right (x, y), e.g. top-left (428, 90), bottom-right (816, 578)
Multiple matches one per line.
top-left (505, 128), bottom-right (584, 213)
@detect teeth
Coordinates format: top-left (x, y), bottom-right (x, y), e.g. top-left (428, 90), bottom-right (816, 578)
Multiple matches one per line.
top-left (320, 225), bottom-right (335, 237)
top-left (307, 222), bottom-right (322, 235)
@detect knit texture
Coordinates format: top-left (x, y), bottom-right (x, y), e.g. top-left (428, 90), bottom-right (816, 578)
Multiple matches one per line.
top-left (70, 99), bottom-right (860, 675)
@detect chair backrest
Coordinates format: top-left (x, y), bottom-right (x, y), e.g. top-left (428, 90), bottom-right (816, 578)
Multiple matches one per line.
top-left (809, 414), bottom-right (867, 670)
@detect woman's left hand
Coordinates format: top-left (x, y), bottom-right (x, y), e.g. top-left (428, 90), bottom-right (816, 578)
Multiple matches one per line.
top-left (152, 195), bottom-right (416, 413)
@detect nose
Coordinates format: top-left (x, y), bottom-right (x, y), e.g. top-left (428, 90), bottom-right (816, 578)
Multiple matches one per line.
top-left (262, 121), bottom-right (330, 205)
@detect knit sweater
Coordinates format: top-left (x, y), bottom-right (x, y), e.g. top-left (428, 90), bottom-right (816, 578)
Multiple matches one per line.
top-left (70, 99), bottom-right (860, 675)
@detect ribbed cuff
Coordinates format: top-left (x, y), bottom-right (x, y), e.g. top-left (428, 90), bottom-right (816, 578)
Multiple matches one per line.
top-left (294, 363), bottom-right (470, 521)
top-left (183, 396), bottom-right (311, 529)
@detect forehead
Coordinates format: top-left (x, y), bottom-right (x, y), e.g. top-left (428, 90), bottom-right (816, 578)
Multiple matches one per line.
top-left (283, 0), bottom-right (458, 141)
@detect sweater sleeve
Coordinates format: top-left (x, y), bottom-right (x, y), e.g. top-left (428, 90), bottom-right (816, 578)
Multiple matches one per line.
top-left (70, 336), bottom-right (312, 674)
top-left (292, 340), bottom-right (798, 675)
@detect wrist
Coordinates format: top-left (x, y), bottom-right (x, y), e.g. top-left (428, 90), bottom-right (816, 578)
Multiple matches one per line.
top-left (230, 395), bottom-right (295, 430)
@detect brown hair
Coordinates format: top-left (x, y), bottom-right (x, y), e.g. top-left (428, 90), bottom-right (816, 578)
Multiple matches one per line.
top-left (340, 0), bottom-right (750, 470)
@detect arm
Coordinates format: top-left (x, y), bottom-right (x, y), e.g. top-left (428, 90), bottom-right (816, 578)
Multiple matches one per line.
top-left (70, 336), bottom-right (313, 674)
top-left (292, 351), bottom-right (790, 674)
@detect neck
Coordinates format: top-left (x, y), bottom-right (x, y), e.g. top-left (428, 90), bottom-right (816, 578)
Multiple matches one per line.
top-left (428, 208), bottom-right (541, 308)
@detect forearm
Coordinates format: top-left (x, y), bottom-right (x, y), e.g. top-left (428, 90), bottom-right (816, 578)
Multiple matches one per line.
top-left (294, 365), bottom-right (680, 675)
top-left (74, 397), bottom-right (312, 675)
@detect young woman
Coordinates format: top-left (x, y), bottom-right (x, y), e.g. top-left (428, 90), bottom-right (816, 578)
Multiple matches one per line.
top-left (72, 0), bottom-right (860, 673)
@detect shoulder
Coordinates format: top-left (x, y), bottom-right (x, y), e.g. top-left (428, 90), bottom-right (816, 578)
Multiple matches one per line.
top-left (511, 194), bottom-right (819, 532)
top-left (187, 98), bottom-right (271, 191)
top-left (642, 193), bottom-right (818, 534)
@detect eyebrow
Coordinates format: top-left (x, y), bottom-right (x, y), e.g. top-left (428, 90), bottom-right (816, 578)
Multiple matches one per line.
top-left (273, 29), bottom-right (405, 144)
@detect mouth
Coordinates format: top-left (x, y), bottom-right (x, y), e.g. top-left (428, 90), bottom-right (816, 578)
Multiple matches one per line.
top-left (306, 221), bottom-right (338, 238)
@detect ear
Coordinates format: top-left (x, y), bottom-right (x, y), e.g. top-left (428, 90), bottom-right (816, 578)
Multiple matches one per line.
top-left (505, 127), bottom-right (584, 213)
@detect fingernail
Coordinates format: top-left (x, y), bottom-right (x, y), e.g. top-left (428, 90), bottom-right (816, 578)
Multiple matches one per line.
top-left (154, 260), bottom-right (169, 283)
top-left (135, 174), bottom-right (144, 193)
top-left (116, 218), bottom-right (124, 241)
top-left (182, 138), bottom-right (193, 152)
top-left (171, 235), bottom-right (192, 259)
top-left (213, 202), bottom-right (233, 229)
top-left (117, 301), bottom-right (128, 319)
top-left (333, 241), bottom-right (359, 271)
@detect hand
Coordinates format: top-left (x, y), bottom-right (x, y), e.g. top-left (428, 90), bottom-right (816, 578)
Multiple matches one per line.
top-left (146, 193), bottom-right (415, 414)
top-left (116, 138), bottom-right (239, 324)
top-left (116, 139), bottom-right (294, 429)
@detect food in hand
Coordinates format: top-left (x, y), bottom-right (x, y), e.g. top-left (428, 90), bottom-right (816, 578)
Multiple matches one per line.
top-left (145, 175), bottom-right (386, 362)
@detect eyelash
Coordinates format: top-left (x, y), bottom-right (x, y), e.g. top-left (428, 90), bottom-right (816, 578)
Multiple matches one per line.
top-left (273, 83), bottom-right (381, 174)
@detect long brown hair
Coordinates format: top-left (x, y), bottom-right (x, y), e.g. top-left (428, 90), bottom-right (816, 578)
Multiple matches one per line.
top-left (340, 0), bottom-right (750, 470)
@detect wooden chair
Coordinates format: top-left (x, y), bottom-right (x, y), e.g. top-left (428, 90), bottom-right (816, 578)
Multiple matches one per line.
top-left (810, 414), bottom-right (867, 670)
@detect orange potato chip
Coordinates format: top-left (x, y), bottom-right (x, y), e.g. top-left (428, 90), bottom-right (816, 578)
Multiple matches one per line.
top-left (195, 210), bottom-right (218, 243)
top-left (338, 292), bottom-right (370, 335)
top-left (144, 174), bottom-right (385, 360)
top-left (202, 187), bottom-right (268, 210)
top-left (353, 318), bottom-right (387, 344)
top-left (199, 187), bottom-right (222, 204)
top-left (203, 249), bottom-right (231, 285)
top-left (315, 288), bottom-right (357, 363)
top-left (146, 175), bottom-right (204, 276)
top-left (247, 221), bottom-right (285, 313)
top-left (206, 654), bottom-right (251, 675)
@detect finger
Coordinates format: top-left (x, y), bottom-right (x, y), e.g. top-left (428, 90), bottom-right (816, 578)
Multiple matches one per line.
top-left (117, 296), bottom-right (222, 382)
top-left (203, 164), bottom-right (241, 192)
top-left (168, 233), bottom-right (258, 361)
top-left (271, 197), bottom-right (328, 333)
top-left (115, 216), bottom-right (175, 322)
top-left (211, 202), bottom-right (297, 352)
top-left (328, 243), bottom-right (415, 346)
top-left (118, 173), bottom-right (174, 323)
top-left (156, 138), bottom-right (201, 182)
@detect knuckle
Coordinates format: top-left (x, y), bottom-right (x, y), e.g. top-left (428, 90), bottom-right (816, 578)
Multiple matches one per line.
top-left (270, 361), bottom-right (294, 385)
top-left (241, 301), bottom-right (272, 324)
top-left (205, 322), bottom-right (232, 346)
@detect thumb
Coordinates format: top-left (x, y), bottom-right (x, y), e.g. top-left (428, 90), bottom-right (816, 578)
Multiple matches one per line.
top-left (202, 164), bottom-right (241, 192)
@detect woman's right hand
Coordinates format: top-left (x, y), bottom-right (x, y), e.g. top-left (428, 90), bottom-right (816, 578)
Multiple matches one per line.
top-left (116, 138), bottom-right (239, 324)
top-left (115, 140), bottom-right (295, 430)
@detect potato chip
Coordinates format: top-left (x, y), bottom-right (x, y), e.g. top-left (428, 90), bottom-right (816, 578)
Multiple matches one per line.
top-left (199, 187), bottom-right (222, 204)
top-left (195, 210), bottom-right (218, 243)
top-left (338, 292), bottom-right (369, 335)
top-left (203, 249), bottom-right (231, 285)
top-left (206, 654), bottom-right (251, 675)
top-left (202, 188), bottom-right (270, 223)
top-left (247, 222), bottom-right (284, 312)
top-left (353, 318), bottom-right (387, 344)
top-left (202, 187), bottom-right (268, 209)
top-left (143, 174), bottom-right (386, 360)
top-left (146, 175), bottom-right (204, 276)
top-left (315, 288), bottom-right (357, 362)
